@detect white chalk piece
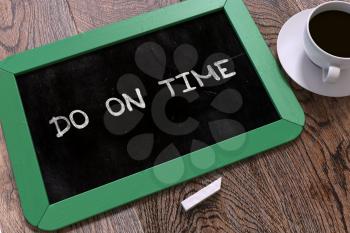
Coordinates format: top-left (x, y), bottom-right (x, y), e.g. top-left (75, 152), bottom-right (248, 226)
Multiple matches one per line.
top-left (181, 177), bottom-right (222, 211)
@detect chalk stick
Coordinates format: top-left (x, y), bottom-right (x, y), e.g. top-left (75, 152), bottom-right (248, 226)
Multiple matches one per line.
top-left (181, 177), bottom-right (222, 211)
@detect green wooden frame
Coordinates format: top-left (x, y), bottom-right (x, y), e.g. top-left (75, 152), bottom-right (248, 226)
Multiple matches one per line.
top-left (0, 0), bottom-right (304, 230)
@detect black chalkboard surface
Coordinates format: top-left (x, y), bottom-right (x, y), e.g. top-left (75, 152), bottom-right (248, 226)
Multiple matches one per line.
top-left (16, 11), bottom-right (279, 204)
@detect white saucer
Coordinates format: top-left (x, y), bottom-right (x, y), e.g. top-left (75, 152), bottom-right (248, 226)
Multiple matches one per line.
top-left (277, 9), bottom-right (350, 97)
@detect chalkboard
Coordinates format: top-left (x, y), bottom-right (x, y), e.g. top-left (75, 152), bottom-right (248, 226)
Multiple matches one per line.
top-left (0, 0), bottom-right (304, 230)
top-left (16, 10), bottom-right (279, 203)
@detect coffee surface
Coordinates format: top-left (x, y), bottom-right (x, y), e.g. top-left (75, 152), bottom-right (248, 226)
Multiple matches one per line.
top-left (309, 10), bottom-right (350, 58)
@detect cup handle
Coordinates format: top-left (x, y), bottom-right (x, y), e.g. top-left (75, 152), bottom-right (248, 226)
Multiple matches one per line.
top-left (322, 65), bottom-right (341, 83)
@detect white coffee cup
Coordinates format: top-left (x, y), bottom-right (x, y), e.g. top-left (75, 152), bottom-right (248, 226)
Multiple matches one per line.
top-left (304, 1), bottom-right (350, 83)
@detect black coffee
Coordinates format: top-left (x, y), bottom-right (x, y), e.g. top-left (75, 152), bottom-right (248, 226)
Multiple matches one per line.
top-left (309, 10), bottom-right (350, 57)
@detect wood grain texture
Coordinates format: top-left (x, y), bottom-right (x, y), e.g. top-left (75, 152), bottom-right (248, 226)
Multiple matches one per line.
top-left (66, 0), bottom-right (179, 33)
top-left (0, 0), bottom-right (349, 232)
top-left (0, 0), bottom-right (76, 60)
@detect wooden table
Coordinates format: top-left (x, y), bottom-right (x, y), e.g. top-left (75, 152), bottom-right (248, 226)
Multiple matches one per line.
top-left (0, 0), bottom-right (349, 232)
